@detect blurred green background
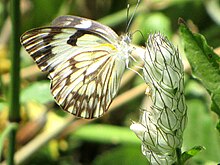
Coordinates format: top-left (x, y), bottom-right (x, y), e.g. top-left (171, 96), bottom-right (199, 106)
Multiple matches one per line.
top-left (0, 0), bottom-right (220, 164)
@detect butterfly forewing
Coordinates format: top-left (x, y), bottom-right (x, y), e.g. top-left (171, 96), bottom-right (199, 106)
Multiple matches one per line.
top-left (20, 16), bottom-right (128, 119)
top-left (51, 15), bottom-right (119, 43)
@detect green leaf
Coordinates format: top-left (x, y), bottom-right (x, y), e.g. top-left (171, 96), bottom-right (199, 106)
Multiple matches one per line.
top-left (181, 146), bottom-right (205, 163)
top-left (92, 145), bottom-right (148, 165)
top-left (72, 124), bottom-right (140, 145)
top-left (179, 23), bottom-right (220, 116)
top-left (217, 120), bottom-right (220, 133)
top-left (21, 81), bottom-right (53, 104)
top-left (183, 99), bottom-right (220, 162)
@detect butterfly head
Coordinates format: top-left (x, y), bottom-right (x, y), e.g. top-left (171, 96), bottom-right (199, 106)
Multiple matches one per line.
top-left (117, 34), bottom-right (131, 57)
top-left (123, 33), bottom-right (132, 44)
top-left (119, 33), bottom-right (132, 50)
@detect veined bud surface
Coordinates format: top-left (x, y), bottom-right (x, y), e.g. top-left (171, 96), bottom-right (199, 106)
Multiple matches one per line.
top-left (130, 33), bottom-right (187, 165)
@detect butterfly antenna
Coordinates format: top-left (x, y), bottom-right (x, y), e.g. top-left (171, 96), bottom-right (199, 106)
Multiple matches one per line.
top-left (131, 29), bottom-right (145, 41)
top-left (126, 3), bottom-right (130, 31)
top-left (125, 0), bottom-right (141, 33)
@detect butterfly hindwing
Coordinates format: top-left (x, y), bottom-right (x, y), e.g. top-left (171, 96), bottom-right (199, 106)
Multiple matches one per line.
top-left (20, 16), bottom-right (128, 119)
top-left (51, 49), bottom-right (125, 118)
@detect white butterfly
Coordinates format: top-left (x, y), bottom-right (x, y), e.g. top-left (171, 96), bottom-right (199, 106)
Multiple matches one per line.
top-left (20, 15), bottom-right (134, 119)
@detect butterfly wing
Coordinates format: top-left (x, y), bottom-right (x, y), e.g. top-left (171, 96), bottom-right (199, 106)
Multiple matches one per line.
top-left (51, 15), bottom-right (119, 43)
top-left (21, 18), bottom-right (126, 119)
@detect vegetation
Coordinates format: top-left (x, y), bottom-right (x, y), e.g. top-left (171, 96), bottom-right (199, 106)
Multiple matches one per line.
top-left (0, 0), bottom-right (220, 164)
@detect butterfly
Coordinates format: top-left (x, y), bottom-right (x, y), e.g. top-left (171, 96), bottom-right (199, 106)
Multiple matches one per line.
top-left (20, 15), bottom-right (134, 119)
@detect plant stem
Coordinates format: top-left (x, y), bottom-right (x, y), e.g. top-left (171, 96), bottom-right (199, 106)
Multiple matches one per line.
top-left (176, 148), bottom-right (182, 165)
top-left (8, 0), bottom-right (21, 164)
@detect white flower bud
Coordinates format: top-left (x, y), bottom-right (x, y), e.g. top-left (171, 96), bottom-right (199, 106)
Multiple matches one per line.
top-left (130, 33), bottom-right (187, 165)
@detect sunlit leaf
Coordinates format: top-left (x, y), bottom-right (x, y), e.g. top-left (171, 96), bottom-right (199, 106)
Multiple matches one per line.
top-left (179, 23), bottom-right (220, 116)
top-left (73, 124), bottom-right (139, 144)
top-left (21, 81), bottom-right (53, 104)
top-left (181, 146), bottom-right (205, 163)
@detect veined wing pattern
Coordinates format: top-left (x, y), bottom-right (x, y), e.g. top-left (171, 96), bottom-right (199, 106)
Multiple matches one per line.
top-left (20, 15), bottom-right (132, 119)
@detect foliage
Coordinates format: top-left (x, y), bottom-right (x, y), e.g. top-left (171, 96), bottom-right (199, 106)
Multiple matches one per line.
top-left (0, 0), bottom-right (220, 164)
top-left (179, 23), bottom-right (220, 116)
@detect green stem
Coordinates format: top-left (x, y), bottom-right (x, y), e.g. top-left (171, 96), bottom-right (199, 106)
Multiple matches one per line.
top-left (0, 123), bottom-right (18, 161)
top-left (0, 0), bottom-right (7, 29)
top-left (8, 0), bottom-right (21, 164)
top-left (176, 148), bottom-right (182, 165)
